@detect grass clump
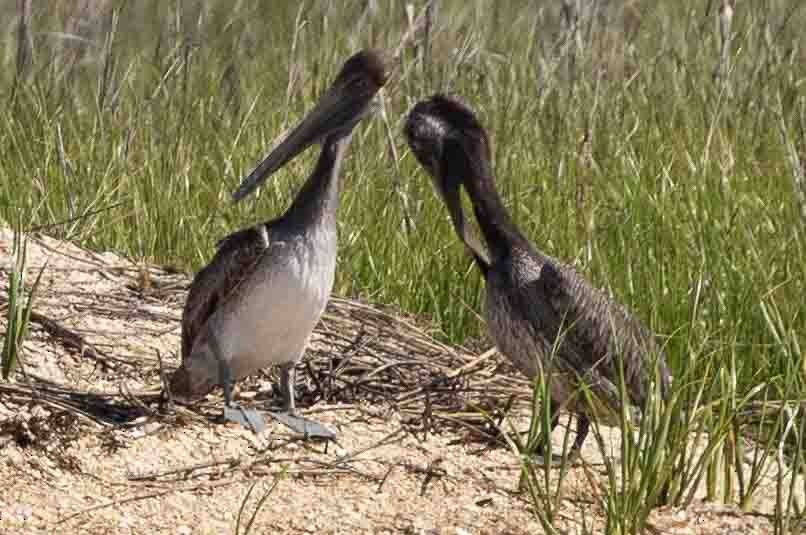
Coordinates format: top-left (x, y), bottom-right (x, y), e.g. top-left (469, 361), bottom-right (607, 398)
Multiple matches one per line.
top-left (1, 216), bottom-right (46, 379)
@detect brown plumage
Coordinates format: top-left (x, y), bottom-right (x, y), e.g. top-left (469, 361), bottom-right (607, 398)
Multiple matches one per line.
top-left (172, 225), bottom-right (272, 399)
top-left (169, 50), bottom-right (389, 435)
top-left (404, 94), bottom-right (671, 459)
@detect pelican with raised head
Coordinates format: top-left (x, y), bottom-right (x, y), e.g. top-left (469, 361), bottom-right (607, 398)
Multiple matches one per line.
top-left (404, 95), bottom-right (671, 462)
top-left (170, 50), bottom-right (389, 436)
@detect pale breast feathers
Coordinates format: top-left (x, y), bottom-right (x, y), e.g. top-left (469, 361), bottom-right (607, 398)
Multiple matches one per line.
top-left (180, 225), bottom-right (271, 360)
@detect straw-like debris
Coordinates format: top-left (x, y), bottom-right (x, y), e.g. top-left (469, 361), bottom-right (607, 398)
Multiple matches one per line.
top-left (0, 228), bottom-right (793, 533)
top-left (0, 227), bottom-right (531, 444)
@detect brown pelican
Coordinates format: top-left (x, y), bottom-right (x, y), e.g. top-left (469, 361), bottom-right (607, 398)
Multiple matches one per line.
top-left (404, 95), bottom-right (671, 462)
top-left (170, 50), bottom-right (389, 436)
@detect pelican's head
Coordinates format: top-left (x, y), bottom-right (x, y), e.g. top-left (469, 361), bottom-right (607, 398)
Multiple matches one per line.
top-left (404, 94), bottom-right (492, 251)
top-left (168, 363), bottom-right (215, 404)
top-left (232, 49), bottom-right (390, 202)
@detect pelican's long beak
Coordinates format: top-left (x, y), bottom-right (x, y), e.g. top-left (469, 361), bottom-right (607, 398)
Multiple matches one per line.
top-left (231, 82), bottom-right (374, 203)
top-left (441, 180), bottom-right (465, 242)
top-left (441, 179), bottom-right (490, 265)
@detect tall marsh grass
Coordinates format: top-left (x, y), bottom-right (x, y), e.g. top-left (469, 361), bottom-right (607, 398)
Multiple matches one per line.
top-left (1, 0), bottom-right (804, 531)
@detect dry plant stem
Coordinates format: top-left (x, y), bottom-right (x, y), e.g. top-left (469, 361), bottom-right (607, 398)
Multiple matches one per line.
top-left (235, 477), bottom-right (281, 535)
top-left (130, 457), bottom-right (243, 482)
top-left (130, 427), bottom-right (407, 485)
top-left (423, 0), bottom-right (439, 89)
top-left (55, 480), bottom-right (238, 525)
top-left (379, 91), bottom-right (415, 234)
top-left (715, 1), bottom-right (734, 92)
top-left (11, 0), bottom-right (32, 101)
top-left (26, 202), bottom-right (125, 234)
top-left (775, 94), bottom-right (806, 226)
top-left (561, 0), bottom-right (580, 87)
top-left (0, 383), bottom-right (107, 426)
top-left (0, 293), bottom-right (121, 369)
top-left (392, 0), bottom-right (440, 62)
top-left (283, 3), bottom-right (307, 127)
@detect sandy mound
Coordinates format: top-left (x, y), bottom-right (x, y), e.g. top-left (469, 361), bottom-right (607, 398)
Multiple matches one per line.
top-left (0, 228), bottom-right (796, 534)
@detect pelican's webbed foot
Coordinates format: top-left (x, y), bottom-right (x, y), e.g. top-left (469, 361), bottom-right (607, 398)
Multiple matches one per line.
top-left (267, 411), bottom-right (336, 439)
top-left (217, 345), bottom-right (267, 434)
top-left (272, 362), bottom-right (336, 439)
top-left (531, 415), bottom-right (589, 467)
top-left (223, 404), bottom-right (267, 434)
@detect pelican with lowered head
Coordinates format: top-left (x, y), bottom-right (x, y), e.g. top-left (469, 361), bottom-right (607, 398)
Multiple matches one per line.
top-left (169, 50), bottom-right (389, 436)
top-left (404, 94), bottom-right (671, 462)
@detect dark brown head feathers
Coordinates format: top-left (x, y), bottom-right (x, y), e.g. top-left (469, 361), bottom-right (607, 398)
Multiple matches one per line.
top-left (411, 94), bottom-right (485, 135)
top-left (339, 49), bottom-right (390, 89)
top-left (406, 94), bottom-right (491, 163)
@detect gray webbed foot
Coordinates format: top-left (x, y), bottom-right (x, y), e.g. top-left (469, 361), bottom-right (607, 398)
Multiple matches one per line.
top-left (223, 404), bottom-right (267, 434)
top-left (267, 411), bottom-right (336, 440)
top-left (216, 343), bottom-right (267, 433)
top-left (272, 362), bottom-right (336, 439)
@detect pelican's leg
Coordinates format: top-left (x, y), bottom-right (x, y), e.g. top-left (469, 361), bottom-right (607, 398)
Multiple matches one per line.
top-left (280, 362), bottom-right (297, 415)
top-left (532, 408), bottom-right (583, 467)
top-left (208, 333), bottom-right (265, 433)
top-left (267, 362), bottom-right (335, 440)
top-left (221, 362), bottom-right (233, 407)
top-left (571, 415), bottom-right (590, 454)
top-left (531, 408), bottom-right (562, 466)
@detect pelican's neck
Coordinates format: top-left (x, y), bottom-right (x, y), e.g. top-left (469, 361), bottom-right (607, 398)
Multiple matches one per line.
top-left (452, 152), bottom-right (526, 262)
top-left (284, 133), bottom-right (352, 228)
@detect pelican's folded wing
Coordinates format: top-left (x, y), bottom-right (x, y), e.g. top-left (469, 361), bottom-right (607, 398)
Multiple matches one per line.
top-left (516, 256), bottom-right (667, 407)
top-left (180, 224), bottom-right (271, 361)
